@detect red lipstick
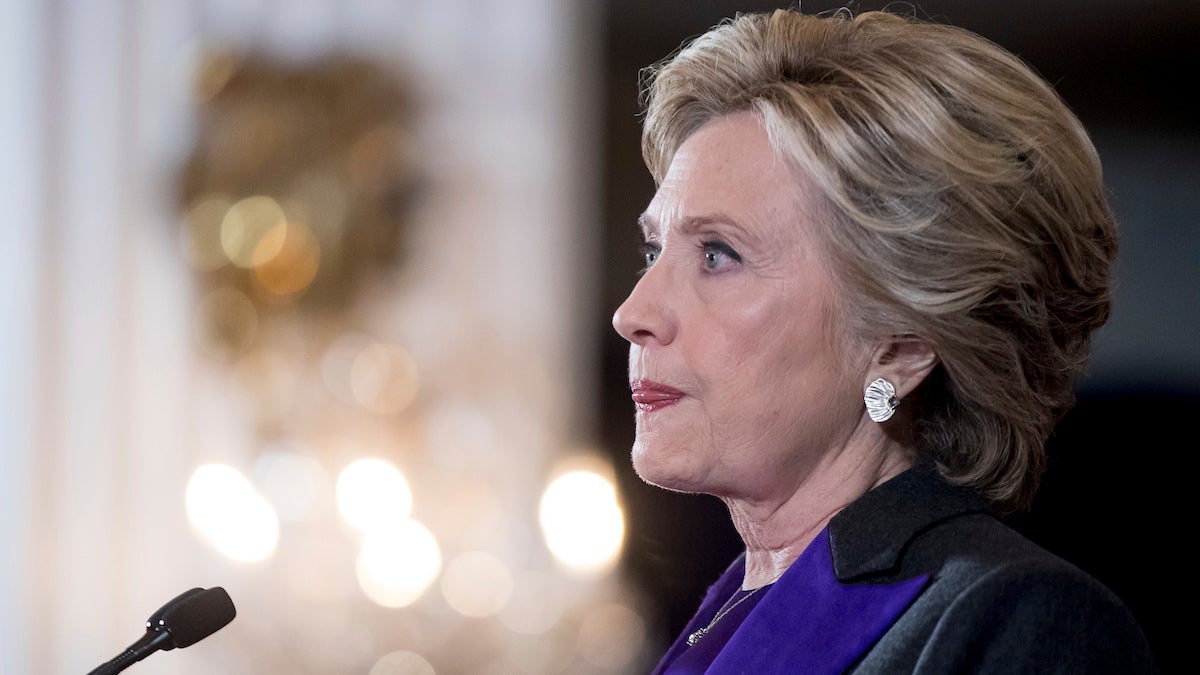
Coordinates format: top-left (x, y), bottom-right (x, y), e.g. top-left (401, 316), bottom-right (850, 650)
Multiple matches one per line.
top-left (630, 379), bottom-right (684, 413)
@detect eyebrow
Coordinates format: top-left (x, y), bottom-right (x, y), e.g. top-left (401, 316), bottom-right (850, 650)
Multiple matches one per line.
top-left (636, 212), bottom-right (750, 239)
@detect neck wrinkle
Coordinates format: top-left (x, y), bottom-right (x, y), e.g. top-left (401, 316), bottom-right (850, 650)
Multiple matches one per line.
top-left (725, 441), bottom-right (914, 589)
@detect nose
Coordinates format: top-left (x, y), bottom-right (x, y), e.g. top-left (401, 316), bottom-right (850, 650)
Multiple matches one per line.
top-left (612, 263), bottom-right (677, 346)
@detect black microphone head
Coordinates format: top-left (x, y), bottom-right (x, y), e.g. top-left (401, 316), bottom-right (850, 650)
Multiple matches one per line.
top-left (146, 587), bottom-right (205, 651)
top-left (159, 586), bottom-right (237, 649)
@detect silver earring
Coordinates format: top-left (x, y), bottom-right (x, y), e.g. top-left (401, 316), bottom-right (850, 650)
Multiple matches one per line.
top-left (865, 378), bottom-right (900, 423)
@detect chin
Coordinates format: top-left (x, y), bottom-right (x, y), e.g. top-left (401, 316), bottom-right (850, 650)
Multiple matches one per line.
top-left (631, 438), bottom-right (707, 494)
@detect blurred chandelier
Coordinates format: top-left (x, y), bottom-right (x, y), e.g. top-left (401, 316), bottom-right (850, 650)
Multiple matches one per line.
top-left (171, 50), bottom-right (640, 674)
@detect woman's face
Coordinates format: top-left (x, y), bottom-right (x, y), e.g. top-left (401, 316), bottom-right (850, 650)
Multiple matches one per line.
top-left (612, 112), bottom-right (873, 502)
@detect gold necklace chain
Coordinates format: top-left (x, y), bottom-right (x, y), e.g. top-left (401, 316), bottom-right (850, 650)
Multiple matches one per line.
top-left (686, 585), bottom-right (766, 647)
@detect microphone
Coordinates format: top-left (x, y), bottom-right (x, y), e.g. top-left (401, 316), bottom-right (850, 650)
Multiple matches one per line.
top-left (144, 587), bottom-right (203, 650)
top-left (86, 586), bottom-right (236, 675)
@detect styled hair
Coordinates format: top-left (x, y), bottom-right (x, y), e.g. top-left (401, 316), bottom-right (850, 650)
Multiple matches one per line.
top-left (641, 9), bottom-right (1117, 511)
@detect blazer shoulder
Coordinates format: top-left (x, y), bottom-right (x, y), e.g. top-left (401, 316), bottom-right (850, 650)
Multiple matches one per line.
top-left (902, 510), bottom-right (1059, 575)
top-left (903, 516), bottom-right (1159, 674)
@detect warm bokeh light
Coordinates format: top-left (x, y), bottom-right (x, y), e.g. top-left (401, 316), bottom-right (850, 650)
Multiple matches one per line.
top-left (186, 463), bottom-right (280, 562)
top-left (350, 343), bottom-right (419, 415)
top-left (220, 195), bottom-right (287, 268)
top-left (368, 650), bottom-right (436, 675)
top-left (356, 519), bottom-right (442, 608)
top-left (252, 221), bottom-right (321, 296)
top-left (440, 551), bottom-right (514, 618)
top-left (180, 194), bottom-right (234, 271)
top-left (539, 470), bottom-right (625, 575)
top-left (186, 464), bottom-right (248, 534)
top-left (578, 603), bottom-right (646, 670)
top-left (255, 449), bottom-right (327, 523)
top-left (336, 457), bottom-right (413, 532)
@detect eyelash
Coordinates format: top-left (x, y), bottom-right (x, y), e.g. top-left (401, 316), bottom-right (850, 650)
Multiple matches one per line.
top-left (637, 240), bottom-right (742, 273)
top-left (697, 240), bottom-right (741, 270)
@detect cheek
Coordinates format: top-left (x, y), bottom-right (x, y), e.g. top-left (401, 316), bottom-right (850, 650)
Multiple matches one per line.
top-left (688, 281), bottom-right (776, 367)
top-left (692, 280), bottom-right (823, 377)
top-left (694, 282), bottom-right (849, 415)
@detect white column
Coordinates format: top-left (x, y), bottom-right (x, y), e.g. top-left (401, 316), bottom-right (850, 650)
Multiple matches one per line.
top-left (0, 0), bottom-right (46, 672)
top-left (48, 0), bottom-right (131, 670)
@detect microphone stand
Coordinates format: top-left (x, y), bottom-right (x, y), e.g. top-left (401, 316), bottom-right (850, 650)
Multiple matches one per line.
top-left (85, 630), bottom-right (174, 675)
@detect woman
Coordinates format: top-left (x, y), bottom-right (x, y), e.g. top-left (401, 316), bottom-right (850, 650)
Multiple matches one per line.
top-left (612, 9), bottom-right (1157, 674)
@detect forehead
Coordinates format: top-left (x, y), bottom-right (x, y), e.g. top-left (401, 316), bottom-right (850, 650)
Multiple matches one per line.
top-left (641, 112), bottom-right (818, 244)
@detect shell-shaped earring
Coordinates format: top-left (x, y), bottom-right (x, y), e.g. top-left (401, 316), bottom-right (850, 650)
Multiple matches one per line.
top-left (865, 378), bottom-right (900, 423)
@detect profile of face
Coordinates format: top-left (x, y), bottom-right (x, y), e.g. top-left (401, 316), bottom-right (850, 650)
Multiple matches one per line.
top-left (612, 112), bottom-right (877, 503)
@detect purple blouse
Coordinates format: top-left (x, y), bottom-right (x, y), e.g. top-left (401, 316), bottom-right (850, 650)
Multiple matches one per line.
top-left (653, 528), bottom-right (929, 674)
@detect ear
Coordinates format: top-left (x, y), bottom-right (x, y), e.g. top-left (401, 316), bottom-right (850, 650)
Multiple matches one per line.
top-left (865, 335), bottom-right (938, 400)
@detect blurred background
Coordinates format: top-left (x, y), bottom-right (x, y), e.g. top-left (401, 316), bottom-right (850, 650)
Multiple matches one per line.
top-left (0, 1), bottom-right (1194, 673)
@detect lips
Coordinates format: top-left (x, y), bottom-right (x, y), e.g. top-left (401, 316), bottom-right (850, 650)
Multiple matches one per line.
top-left (629, 379), bottom-right (685, 413)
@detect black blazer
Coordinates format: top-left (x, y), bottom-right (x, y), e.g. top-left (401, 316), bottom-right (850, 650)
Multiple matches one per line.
top-left (838, 462), bottom-right (1158, 673)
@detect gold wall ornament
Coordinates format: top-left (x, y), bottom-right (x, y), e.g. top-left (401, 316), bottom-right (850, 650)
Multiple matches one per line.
top-left (177, 51), bottom-right (421, 358)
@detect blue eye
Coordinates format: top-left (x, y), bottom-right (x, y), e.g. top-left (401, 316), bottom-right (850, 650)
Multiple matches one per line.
top-left (639, 243), bottom-right (660, 271)
top-left (699, 240), bottom-right (741, 270)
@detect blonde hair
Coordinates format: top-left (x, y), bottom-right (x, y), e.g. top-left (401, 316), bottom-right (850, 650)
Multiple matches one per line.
top-left (641, 9), bottom-right (1117, 511)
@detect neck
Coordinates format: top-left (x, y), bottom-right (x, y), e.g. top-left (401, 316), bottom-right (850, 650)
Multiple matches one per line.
top-left (722, 440), bottom-right (912, 589)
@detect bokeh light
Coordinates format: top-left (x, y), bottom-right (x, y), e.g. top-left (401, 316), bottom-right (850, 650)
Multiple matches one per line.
top-left (252, 221), bottom-right (321, 296)
top-left (350, 343), bottom-right (419, 415)
top-left (180, 194), bottom-right (234, 271)
top-left (186, 463), bottom-right (279, 562)
top-left (440, 551), bottom-right (513, 618)
top-left (336, 457), bottom-right (413, 532)
top-left (356, 519), bottom-right (442, 608)
top-left (255, 448), bottom-right (327, 523)
top-left (220, 195), bottom-right (287, 268)
top-left (539, 470), bottom-right (625, 575)
top-left (578, 603), bottom-right (646, 670)
top-left (368, 650), bottom-right (436, 675)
